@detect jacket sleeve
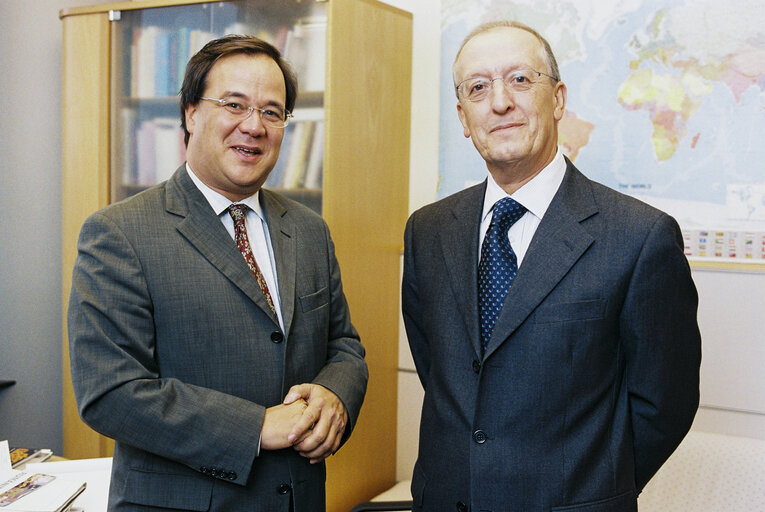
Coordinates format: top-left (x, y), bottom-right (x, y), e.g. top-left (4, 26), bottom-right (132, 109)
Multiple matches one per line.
top-left (311, 224), bottom-right (368, 444)
top-left (620, 213), bottom-right (702, 491)
top-left (68, 211), bottom-right (263, 486)
top-left (401, 212), bottom-right (431, 390)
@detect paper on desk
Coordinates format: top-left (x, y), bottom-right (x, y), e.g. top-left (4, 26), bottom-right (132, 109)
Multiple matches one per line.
top-left (0, 440), bottom-right (87, 512)
top-left (25, 458), bottom-right (112, 474)
top-left (26, 458), bottom-right (112, 512)
top-left (0, 441), bottom-right (11, 475)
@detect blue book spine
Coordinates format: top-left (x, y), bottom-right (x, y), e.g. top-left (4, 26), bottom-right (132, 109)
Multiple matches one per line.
top-left (155, 30), bottom-right (170, 97)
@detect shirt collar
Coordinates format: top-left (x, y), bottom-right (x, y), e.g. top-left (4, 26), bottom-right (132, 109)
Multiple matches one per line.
top-left (186, 163), bottom-right (264, 221)
top-left (481, 148), bottom-right (567, 222)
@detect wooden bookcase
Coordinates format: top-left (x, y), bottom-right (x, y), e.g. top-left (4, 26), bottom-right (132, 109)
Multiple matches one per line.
top-left (60, 1), bottom-right (411, 509)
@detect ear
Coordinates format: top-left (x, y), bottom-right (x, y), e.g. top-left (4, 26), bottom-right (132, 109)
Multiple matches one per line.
top-left (185, 103), bottom-right (199, 136)
top-left (553, 81), bottom-right (567, 121)
top-left (456, 101), bottom-right (471, 139)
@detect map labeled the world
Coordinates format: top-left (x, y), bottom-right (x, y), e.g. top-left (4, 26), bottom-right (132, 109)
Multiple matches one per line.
top-left (439, 0), bottom-right (765, 262)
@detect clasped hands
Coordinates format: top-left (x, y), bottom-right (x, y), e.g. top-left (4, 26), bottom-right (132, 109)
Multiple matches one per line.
top-left (260, 383), bottom-right (348, 464)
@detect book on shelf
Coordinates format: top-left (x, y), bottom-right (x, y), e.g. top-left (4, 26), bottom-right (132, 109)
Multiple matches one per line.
top-left (304, 120), bottom-right (324, 190)
top-left (119, 16), bottom-right (326, 193)
top-left (134, 25), bottom-right (158, 98)
top-left (154, 30), bottom-right (171, 97)
top-left (118, 108), bottom-right (138, 186)
top-left (124, 13), bottom-right (327, 100)
top-left (282, 121), bottom-right (315, 189)
top-left (129, 25), bottom-right (217, 98)
top-left (131, 117), bottom-right (186, 188)
top-left (153, 118), bottom-right (186, 183)
top-left (283, 17), bottom-right (327, 93)
top-left (0, 441), bottom-right (85, 512)
top-left (266, 123), bottom-right (293, 188)
top-left (265, 116), bottom-right (324, 193)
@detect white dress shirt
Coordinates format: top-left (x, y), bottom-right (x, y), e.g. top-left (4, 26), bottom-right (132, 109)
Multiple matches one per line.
top-left (479, 148), bottom-right (567, 267)
top-left (186, 164), bottom-right (285, 331)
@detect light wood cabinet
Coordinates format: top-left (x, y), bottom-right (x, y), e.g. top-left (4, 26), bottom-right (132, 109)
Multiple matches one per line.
top-left (60, 1), bottom-right (411, 509)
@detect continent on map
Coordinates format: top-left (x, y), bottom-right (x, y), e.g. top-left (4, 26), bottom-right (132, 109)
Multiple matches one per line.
top-left (619, 3), bottom-right (765, 162)
top-left (438, 0), bottom-right (765, 243)
top-left (558, 110), bottom-right (594, 161)
top-left (618, 68), bottom-right (705, 161)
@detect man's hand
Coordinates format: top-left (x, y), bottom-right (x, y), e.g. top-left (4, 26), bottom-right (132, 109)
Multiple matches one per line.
top-left (283, 384), bottom-right (348, 464)
top-left (260, 399), bottom-right (310, 451)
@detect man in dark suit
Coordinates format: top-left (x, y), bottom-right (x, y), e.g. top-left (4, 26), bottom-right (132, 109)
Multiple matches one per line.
top-left (68, 36), bottom-right (367, 511)
top-left (402, 21), bottom-right (701, 512)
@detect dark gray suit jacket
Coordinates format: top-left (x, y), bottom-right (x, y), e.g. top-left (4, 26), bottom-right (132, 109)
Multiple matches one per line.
top-left (68, 167), bottom-right (367, 511)
top-left (402, 160), bottom-right (701, 512)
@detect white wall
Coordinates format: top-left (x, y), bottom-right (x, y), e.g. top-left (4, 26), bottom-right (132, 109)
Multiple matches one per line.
top-left (691, 268), bottom-right (765, 438)
top-left (374, 0), bottom-right (441, 481)
top-left (378, 0), bottom-right (441, 212)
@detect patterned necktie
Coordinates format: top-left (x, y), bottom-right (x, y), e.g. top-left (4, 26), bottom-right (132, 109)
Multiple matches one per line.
top-left (478, 197), bottom-right (527, 351)
top-left (227, 204), bottom-right (276, 314)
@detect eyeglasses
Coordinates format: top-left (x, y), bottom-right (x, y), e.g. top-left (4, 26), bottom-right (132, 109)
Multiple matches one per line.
top-left (200, 97), bottom-right (293, 128)
top-left (456, 69), bottom-right (559, 102)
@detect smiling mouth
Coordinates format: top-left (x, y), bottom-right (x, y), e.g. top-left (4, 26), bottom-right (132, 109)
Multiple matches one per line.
top-left (233, 146), bottom-right (263, 156)
top-left (491, 123), bottom-right (523, 133)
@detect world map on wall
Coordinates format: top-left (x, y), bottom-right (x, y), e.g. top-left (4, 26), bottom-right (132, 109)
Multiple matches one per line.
top-left (439, 0), bottom-right (765, 261)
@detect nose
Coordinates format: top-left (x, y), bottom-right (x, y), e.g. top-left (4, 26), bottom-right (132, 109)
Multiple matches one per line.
top-left (238, 109), bottom-right (267, 137)
top-left (488, 77), bottom-right (515, 113)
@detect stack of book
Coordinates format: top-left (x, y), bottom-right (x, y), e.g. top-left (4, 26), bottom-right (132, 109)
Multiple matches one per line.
top-left (126, 16), bottom-right (326, 99)
top-left (9, 448), bottom-right (53, 469)
top-left (1, 441), bottom-right (85, 512)
top-left (117, 111), bottom-right (187, 189)
top-left (267, 118), bottom-right (325, 192)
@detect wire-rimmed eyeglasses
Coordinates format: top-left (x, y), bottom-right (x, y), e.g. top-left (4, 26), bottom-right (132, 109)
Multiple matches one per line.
top-left (200, 97), bottom-right (293, 128)
top-left (455, 69), bottom-right (559, 102)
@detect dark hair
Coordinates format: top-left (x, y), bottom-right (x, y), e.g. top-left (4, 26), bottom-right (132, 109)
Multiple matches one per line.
top-left (179, 35), bottom-right (298, 145)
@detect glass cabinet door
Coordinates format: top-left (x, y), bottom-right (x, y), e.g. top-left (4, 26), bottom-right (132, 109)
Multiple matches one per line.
top-left (110, 0), bottom-right (326, 213)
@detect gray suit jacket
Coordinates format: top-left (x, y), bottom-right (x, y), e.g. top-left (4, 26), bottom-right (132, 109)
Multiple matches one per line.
top-left (68, 166), bottom-right (367, 511)
top-left (402, 160), bottom-right (701, 512)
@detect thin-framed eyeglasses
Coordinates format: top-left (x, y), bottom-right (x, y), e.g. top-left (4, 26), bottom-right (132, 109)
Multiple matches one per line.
top-left (200, 96), bottom-right (293, 128)
top-left (456, 69), bottom-right (559, 102)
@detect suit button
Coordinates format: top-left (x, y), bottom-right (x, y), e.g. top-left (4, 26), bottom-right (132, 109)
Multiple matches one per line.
top-left (210, 468), bottom-right (219, 477)
top-left (200, 466), bottom-right (209, 474)
top-left (227, 471), bottom-right (237, 480)
top-left (473, 430), bottom-right (487, 444)
top-left (277, 483), bottom-right (291, 494)
top-left (271, 331), bottom-right (284, 343)
top-left (456, 501), bottom-right (468, 512)
top-left (472, 360), bottom-right (481, 373)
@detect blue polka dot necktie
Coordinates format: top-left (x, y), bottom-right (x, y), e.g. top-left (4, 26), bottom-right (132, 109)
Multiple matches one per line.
top-left (478, 197), bottom-right (527, 351)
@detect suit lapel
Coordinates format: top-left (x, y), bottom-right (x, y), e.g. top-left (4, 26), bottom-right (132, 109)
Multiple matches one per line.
top-left (484, 162), bottom-right (598, 359)
top-left (440, 183), bottom-right (485, 357)
top-left (260, 190), bottom-right (296, 335)
top-left (166, 167), bottom-right (280, 326)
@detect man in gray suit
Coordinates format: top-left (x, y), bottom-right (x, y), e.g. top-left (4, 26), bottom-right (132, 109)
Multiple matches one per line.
top-left (402, 21), bottom-right (701, 512)
top-left (68, 36), bottom-right (367, 511)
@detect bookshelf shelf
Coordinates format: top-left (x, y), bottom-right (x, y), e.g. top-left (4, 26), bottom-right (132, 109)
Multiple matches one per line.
top-left (120, 96), bottom-right (177, 106)
top-left (118, 91), bottom-right (323, 109)
top-left (60, 1), bottom-right (411, 510)
top-left (107, 0), bottom-right (331, 208)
